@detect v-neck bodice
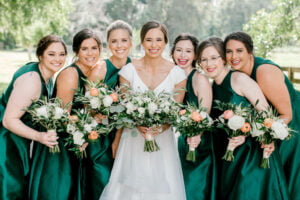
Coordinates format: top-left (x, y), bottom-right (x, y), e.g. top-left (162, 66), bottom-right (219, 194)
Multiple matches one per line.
top-left (118, 63), bottom-right (186, 94)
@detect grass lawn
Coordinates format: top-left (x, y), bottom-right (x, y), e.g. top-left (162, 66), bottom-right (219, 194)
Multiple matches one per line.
top-left (0, 48), bottom-right (299, 93)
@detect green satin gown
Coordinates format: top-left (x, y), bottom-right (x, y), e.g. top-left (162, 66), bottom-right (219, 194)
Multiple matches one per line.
top-left (211, 70), bottom-right (289, 200)
top-left (251, 56), bottom-right (300, 199)
top-left (177, 69), bottom-right (217, 200)
top-left (29, 63), bottom-right (86, 200)
top-left (85, 58), bottom-right (131, 199)
top-left (0, 62), bottom-right (50, 199)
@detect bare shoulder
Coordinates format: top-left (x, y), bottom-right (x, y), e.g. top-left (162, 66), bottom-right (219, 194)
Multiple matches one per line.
top-left (231, 71), bottom-right (251, 83)
top-left (56, 66), bottom-right (79, 84)
top-left (256, 64), bottom-right (283, 81)
top-left (15, 71), bottom-right (41, 86)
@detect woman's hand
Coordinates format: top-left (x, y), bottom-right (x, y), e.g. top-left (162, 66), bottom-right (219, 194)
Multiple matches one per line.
top-left (187, 135), bottom-right (201, 149)
top-left (228, 135), bottom-right (246, 148)
top-left (137, 125), bottom-right (163, 139)
top-left (261, 142), bottom-right (275, 158)
top-left (37, 130), bottom-right (59, 148)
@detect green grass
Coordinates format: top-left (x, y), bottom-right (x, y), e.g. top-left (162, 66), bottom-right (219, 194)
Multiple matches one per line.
top-left (0, 82), bottom-right (8, 94)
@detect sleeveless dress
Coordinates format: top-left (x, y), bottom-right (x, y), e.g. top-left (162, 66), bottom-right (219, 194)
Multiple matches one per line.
top-left (29, 63), bottom-right (86, 200)
top-left (211, 70), bottom-right (289, 200)
top-left (100, 63), bottom-right (187, 200)
top-left (177, 69), bottom-right (217, 200)
top-left (85, 58), bottom-right (131, 200)
top-left (0, 62), bottom-right (50, 199)
top-left (250, 56), bottom-right (300, 199)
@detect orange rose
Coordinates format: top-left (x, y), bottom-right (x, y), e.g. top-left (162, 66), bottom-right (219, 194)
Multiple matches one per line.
top-left (68, 115), bottom-right (79, 123)
top-left (223, 110), bottom-right (234, 119)
top-left (190, 111), bottom-right (203, 122)
top-left (240, 122), bottom-right (251, 133)
top-left (88, 131), bottom-right (99, 140)
top-left (263, 118), bottom-right (274, 128)
top-left (179, 109), bottom-right (187, 115)
top-left (109, 93), bottom-right (118, 102)
top-left (90, 88), bottom-right (99, 97)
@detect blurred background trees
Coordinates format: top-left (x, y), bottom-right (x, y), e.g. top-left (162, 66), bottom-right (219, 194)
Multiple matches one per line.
top-left (0, 0), bottom-right (299, 58)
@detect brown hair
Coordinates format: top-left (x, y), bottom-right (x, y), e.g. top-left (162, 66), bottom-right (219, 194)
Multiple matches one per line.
top-left (72, 28), bottom-right (101, 55)
top-left (197, 37), bottom-right (225, 65)
top-left (36, 35), bottom-right (67, 60)
top-left (224, 31), bottom-right (254, 54)
top-left (140, 20), bottom-right (168, 43)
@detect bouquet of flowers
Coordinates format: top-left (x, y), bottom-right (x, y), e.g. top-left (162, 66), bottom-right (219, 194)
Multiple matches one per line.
top-left (75, 79), bottom-right (120, 131)
top-left (174, 103), bottom-right (214, 162)
top-left (120, 89), bottom-right (180, 152)
top-left (65, 109), bottom-right (110, 158)
top-left (214, 100), bottom-right (253, 161)
top-left (251, 107), bottom-right (292, 168)
top-left (25, 97), bottom-right (69, 153)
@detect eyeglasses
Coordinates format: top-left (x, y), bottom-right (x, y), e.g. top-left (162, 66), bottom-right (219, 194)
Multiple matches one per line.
top-left (199, 56), bottom-right (221, 66)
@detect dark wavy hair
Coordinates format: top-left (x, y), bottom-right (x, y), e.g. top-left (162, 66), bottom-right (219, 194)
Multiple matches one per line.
top-left (72, 28), bottom-right (101, 55)
top-left (224, 31), bottom-right (254, 54)
top-left (140, 20), bottom-right (168, 43)
top-left (36, 35), bottom-right (67, 60)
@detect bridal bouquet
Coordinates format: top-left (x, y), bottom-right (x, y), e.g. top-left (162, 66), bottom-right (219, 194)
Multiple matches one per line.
top-left (251, 107), bottom-right (292, 168)
top-left (174, 103), bottom-right (214, 162)
top-left (120, 89), bottom-right (180, 152)
top-left (25, 97), bottom-right (69, 153)
top-left (214, 100), bottom-right (253, 161)
top-left (65, 109), bottom-right (109, 158)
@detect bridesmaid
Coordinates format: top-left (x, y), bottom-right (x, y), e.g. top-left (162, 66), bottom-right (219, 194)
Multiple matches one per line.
top-left (0, 35), bottom-right (66, 199)
top-left (86, 20), bottom-right (133, 199)
top-left (29, 29), bottom-right (102, 200)
top-left (224, 31), bottom-right (300, 199)
top-left (171, 33), bottom-right (217, 200)
top-left (198, 37), bottom-right (289, 199)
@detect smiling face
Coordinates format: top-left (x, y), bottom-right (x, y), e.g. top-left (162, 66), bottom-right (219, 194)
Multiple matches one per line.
top-left (39, 42), bottom-right (66, 73)
top-left (142, 28), bottom-right (166, 58)
top-left (108, 28), bottom-right (132, 59)
top-left (200, 46), bottom-right (225, 80)
top-left (225, 39), bottom-right (253, 72)
top-left (77, 38), bottom-right (100, 68)
top-left (173, 40), bottom-right (195, 70)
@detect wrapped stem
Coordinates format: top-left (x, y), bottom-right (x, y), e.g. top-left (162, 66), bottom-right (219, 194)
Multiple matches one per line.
top-left (48, 129), bottom-right (60, 153)
top-left (144, 133), bottom-right (160, 152)
top-left (186, 146), bottom-right (196, 162)
top-left (260, 148), bottom-right (271, 168)
top-left (222, 140), bottom-right (236, 162)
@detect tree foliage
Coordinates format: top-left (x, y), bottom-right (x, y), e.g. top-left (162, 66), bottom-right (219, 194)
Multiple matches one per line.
top-left (244, 0), bottom-right (300, 57)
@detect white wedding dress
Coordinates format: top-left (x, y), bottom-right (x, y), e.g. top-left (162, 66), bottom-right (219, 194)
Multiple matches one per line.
top-left (100, 63), bottom-right (187, 200)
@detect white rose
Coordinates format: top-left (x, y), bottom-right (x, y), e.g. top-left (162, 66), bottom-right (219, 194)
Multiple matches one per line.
top-left (271, 121), bottom-right (289, 140)
top-left (53, 107), bottom-right (64, 119)
top-left (91, 119), bottom-right (98, 127)
top-left (227, 115), bottom-right (245, 130)
top-left (200, 111), bottom-right (208, 119)
top-left (148, 102), bottom-right (158, 115)
top-left (84, 124), bottom-right (93, 132)
top-left (67, 124), bottom-right (76, 133)
top-left (126, 102), bottom-right (137, 114)
top-left (73, 131), bottom-right (85, 145)
top-left (90, 97), bottom-right (101, 109)
top-left (251, 122), bottom-right (264, 137)
top-left (103, 95), bottom-right (113, 107)
top-left (138, 107), bottom-right (145, 114)
top-left (36, 106), bottom-right (48, 118)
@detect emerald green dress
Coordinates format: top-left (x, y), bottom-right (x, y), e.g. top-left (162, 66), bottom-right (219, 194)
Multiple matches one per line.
top-left (0, 62), bottom-right (50, 199)
top-left (85, 58), bottom-right (131, 199)
top-left (177, 69), bottom-right (217, 200)
top-left (29, 63), bottom-right (86, 200)
top-left (211, 70), bottom-right (289, 200)
top-left (251, 56), bottom-right (300, 199)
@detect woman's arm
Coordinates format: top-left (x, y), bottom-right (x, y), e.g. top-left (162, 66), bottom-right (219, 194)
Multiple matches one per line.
top-left (193, 72), bottom-right (212, 113)
top-left (256, 64), bottom-right (292, 123)
top-left (3, 72), bottom-right (58, 147)
top-left (173, 79), bottom-right (187, 103)
top-left (56, 67), bottom-right (79, 112)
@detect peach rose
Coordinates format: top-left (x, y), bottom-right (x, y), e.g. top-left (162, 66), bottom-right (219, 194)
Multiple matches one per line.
top-left (223, 110), bottom-right (234, 120)
top-left (263, 118), bottom-right (274, 128)
top-left (89, 88), bottom-right (99, 97)
top-left (190, 111), bottom-right (203, 122)
top-left (88, 131), bottom-right (99, 140)
top-left (240, 122), bottom-right (251, 133)
top-left (179, 109), bottom-right (187, 115)
top-left (109, 93), bottom-right (118, 102)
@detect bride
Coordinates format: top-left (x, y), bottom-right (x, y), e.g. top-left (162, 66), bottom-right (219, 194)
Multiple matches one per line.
top-left (100, 21), bottom-right (187, 200)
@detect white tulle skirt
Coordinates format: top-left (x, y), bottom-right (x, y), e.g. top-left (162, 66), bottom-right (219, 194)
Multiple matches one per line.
top-left (100, 127), bottom-right (186, 200)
